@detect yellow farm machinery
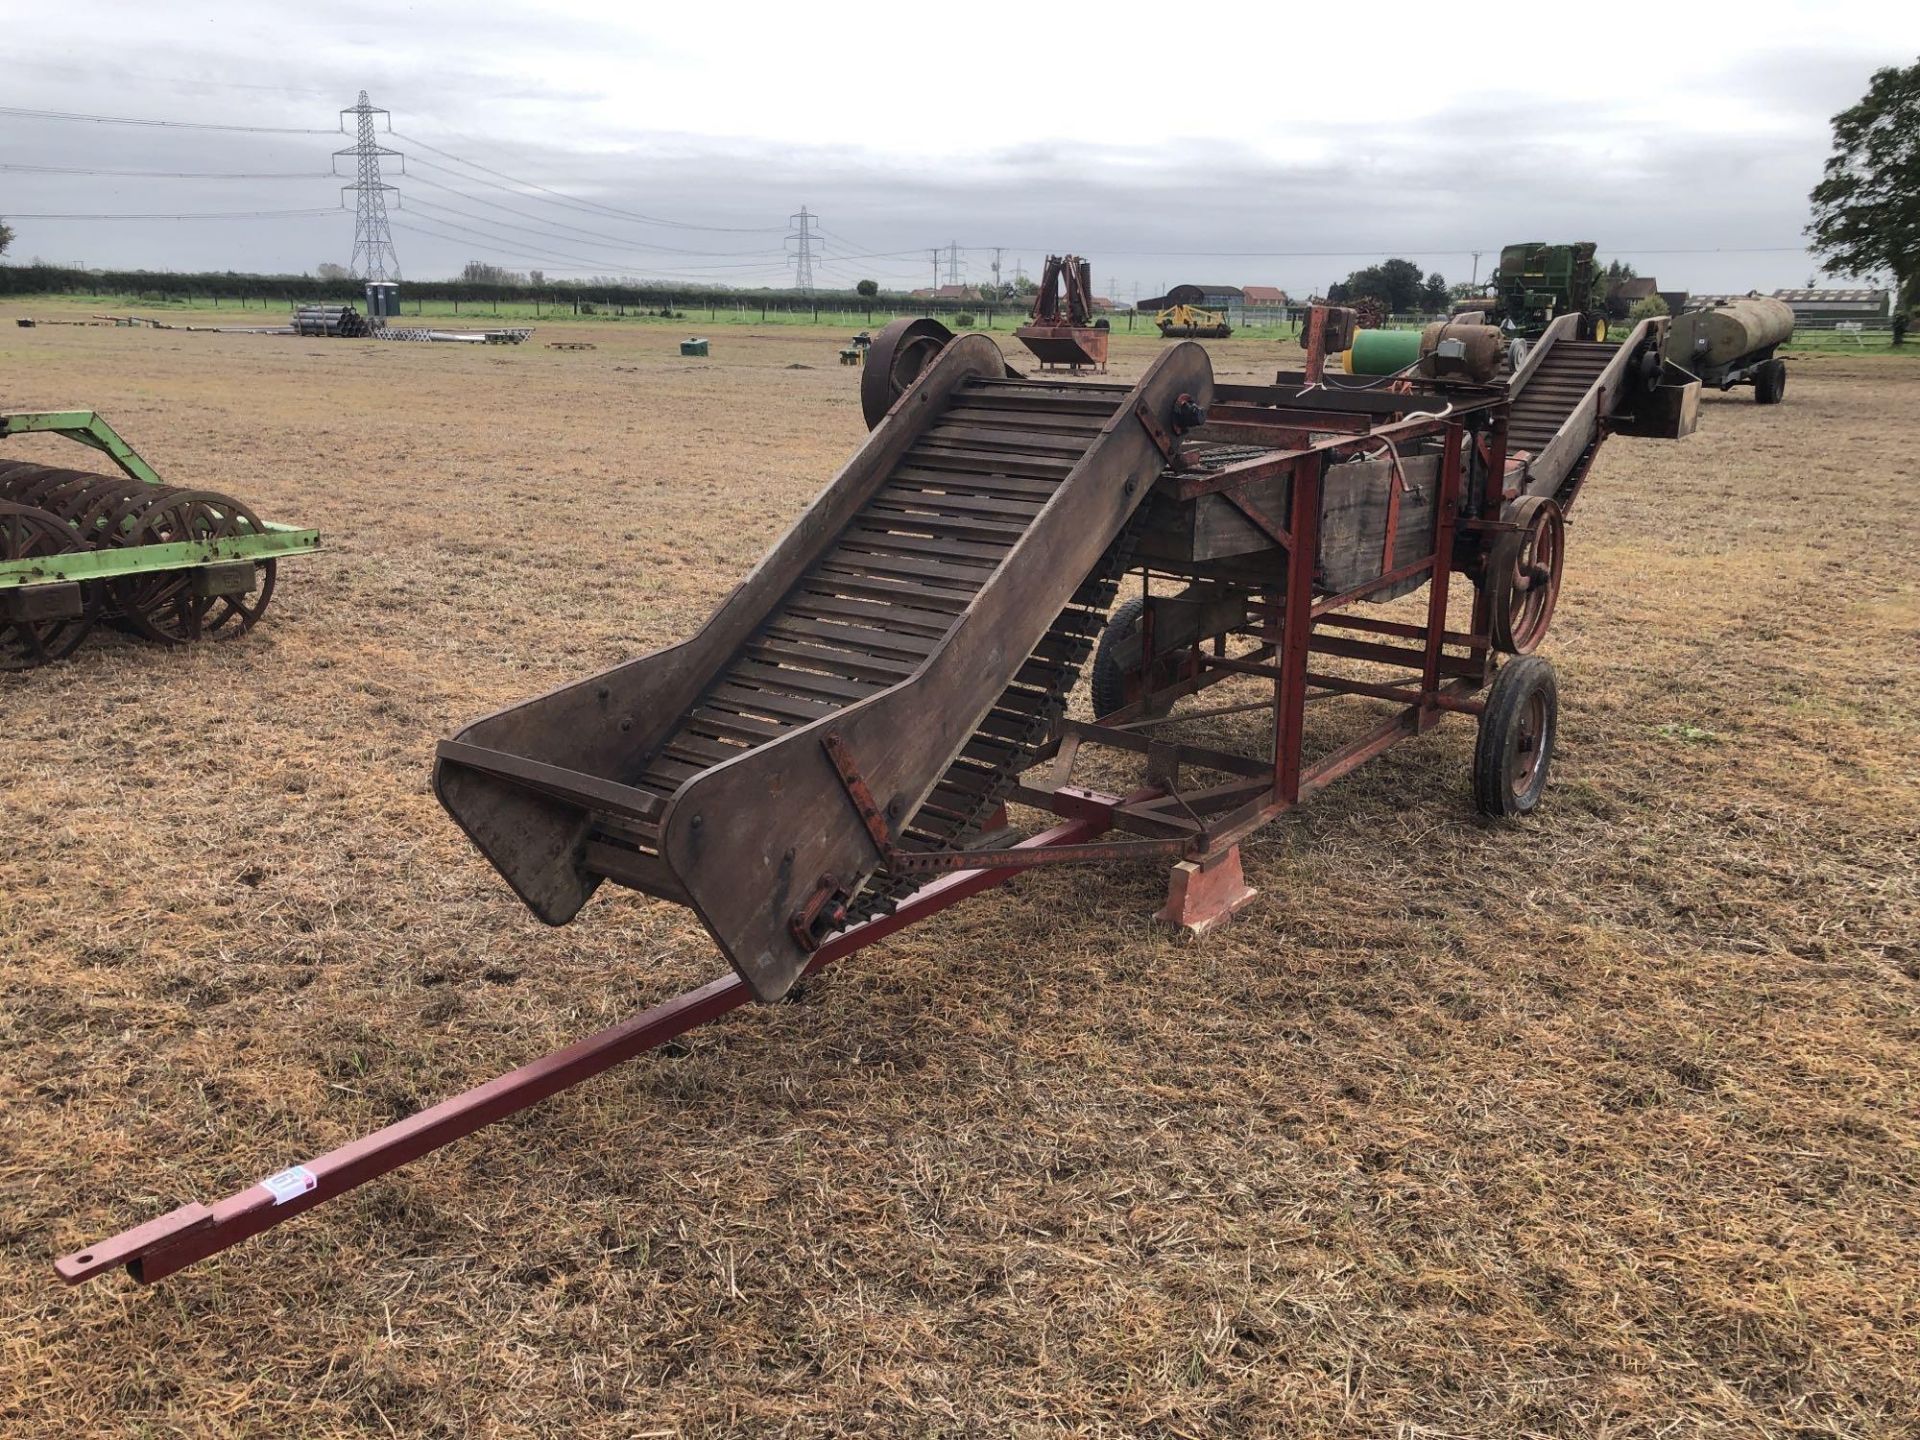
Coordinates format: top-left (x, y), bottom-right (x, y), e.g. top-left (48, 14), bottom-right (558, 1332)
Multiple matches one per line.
top-left (1155, 303), bottom-right (1233, 340)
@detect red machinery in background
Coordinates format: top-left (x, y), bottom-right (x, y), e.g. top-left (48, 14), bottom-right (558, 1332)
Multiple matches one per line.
top-left (55, 308), bottom-right (1700, 1287)
top-left (1014, 253), bottom-right (1109, 373)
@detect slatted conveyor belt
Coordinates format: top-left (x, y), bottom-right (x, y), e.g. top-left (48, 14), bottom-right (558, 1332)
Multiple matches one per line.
top-left (586, 376), bottom-right (1133, 872)
top-left (435, 336), bottom-right (1209, 999)
top-left (1506, 340), bottom-right (1614, 456)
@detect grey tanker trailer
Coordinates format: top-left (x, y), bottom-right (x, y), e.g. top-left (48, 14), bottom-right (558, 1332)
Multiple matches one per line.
top-left (1664, 296), bottom-right (1794, 404)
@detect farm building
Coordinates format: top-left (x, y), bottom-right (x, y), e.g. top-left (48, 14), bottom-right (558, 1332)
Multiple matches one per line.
top-left (1136, 283), bottom-right (1247, 320)
top-left (1605, 276), bottom-right (1662, 318)
top-left (1686, 288), bottom-right (1891, 325)
top-left (1240, 284), bottom-right (1290, 321)
top-left (910, 283), bottom-right (987, 303)
top-left (1770, 287), bottom-right (1891, 320)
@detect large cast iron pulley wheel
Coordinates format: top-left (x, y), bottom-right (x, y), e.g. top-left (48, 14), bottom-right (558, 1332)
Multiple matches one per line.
top-left (1473, 655), bottom-right (1558, 817)
top-left (1486, 494), bottom-right (1564, 654)
top-left (0, 501), bottom-right (97, 670)
top-left (859, 317), bottom-right (957, 429)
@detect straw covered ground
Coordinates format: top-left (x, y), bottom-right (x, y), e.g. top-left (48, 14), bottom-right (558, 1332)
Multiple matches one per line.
top-left (2, 306), bottom-right (1916, 1438)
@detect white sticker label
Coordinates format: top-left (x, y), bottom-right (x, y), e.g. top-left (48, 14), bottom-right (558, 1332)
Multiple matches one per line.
top-left (260, 1165), bottom-right (318, 1205)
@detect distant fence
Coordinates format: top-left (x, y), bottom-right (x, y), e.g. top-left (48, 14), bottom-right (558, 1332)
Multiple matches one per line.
top-left (0, 262), bottom-right (985, 321)
top-left (1785, 317), bottom-right (1893, 331)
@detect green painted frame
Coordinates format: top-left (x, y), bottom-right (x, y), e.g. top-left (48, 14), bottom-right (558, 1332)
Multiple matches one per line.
top-left (0, 410), bottom-right (321, 590)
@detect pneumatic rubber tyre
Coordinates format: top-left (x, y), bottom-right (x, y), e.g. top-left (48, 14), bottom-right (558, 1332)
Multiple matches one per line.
top-left (1090, 594), bottom-right (1146, 719)
top-left (1754, 358), bottom-right (1786, 405)
top-left (1473, 655), bottom-right (1559, 817)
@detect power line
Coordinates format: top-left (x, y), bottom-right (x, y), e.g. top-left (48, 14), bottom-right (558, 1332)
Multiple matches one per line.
top-left (7, 60), bottom-right (340, 98)
top-left (1006, 244), bottom-right (1812, 258)
top-left (0, 163), bottom-right (331, 179)
top-left (400, 174), bottom-right (785, 258)
top-left (384, 194), bottom-right (820, 278)
top-left (5, 207), bottom-right (341, 220)
top-left (397, 150), bottom-right (781, 246)
top-left (386, 217), bottom-right (808, 283)
top-left (394, 201), bottom-right (790, 275)
top-left (0, 104), bottom-right (333, 134)
top-left (391, 130), bottom-right (785, 234)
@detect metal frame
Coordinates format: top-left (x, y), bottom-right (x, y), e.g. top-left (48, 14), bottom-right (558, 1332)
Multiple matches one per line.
top-left (874, 383), bottom-right (1508, 876)
top-left (53, 314), bottom-right (1683, 1288)
top-left (0, 411), bottom-right (321, 592)
top-left (57, 791), bottom-right (1156, 1286)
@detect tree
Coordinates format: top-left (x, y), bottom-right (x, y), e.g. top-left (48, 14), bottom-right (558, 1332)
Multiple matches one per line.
top-left (1628, 293), bottom-right (1670, 321)
top-left (1808, 58), bottom-right (1920, 332)
top-left (529, 270), bottom-right (544, 286)
top-left (0, 218), bottom-right (13, 257)
top-left (1339, 257), bottom-right (1425, 313)
top-left (461, 260), bottom-right (526, 286)
top-left (1603, 258), bottom-right (1637, 283)
top-left (1420, 272), bottom-right (1449, 312)
top-left (856, 278), bottom-right (878, 298)
top-left (315, 261), bottom-right (350, 281)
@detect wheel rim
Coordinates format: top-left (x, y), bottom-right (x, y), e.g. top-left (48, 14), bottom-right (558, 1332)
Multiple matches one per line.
top-left (1488, 497), bottom-right (1564, 653)
top-left (0, 501), bottom-right (95, 670)
top-left (859, 317), bottom-right (956, 429)
top-left (1509, 687), bottom-right (1550, 798)
top-left (110, 489), bottom-right (265, 645)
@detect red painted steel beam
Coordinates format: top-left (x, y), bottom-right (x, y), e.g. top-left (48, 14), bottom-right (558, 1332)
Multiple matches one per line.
top-left (54, 793), bottom-right (1141, 1288)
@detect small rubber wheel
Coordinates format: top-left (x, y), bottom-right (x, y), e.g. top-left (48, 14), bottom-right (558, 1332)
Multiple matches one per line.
top-left (1754, 359), bottom-right (1786, 405)
top-left (1090, 594), bottom-right (1145, 718)
top-left (1473, 655), bottom-right (1558, 817)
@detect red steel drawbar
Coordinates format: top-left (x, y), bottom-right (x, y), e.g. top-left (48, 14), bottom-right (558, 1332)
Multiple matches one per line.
top-left (55, 789), bottom-right (1148, 1286)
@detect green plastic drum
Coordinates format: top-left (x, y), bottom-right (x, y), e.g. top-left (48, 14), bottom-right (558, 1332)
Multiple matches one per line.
top-left (1347, 327), bottom-right (1423, 375)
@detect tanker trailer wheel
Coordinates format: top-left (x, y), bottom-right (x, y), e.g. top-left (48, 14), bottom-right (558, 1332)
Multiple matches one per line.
top-left (859, 317), bottom-right (955, 429)
top-left (1473, 655), bottom-right (1558, 817)
top-left (1486, 495), bottom-right (1564, 655)
top-left (1754, 359), bottom-right (1786, 405)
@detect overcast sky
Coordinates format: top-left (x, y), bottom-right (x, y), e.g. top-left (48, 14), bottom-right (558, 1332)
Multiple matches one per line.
top-left (3, 2), bottom-right (1913, 299)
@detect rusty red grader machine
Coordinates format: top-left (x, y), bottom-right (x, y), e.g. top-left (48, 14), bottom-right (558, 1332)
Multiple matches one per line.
top-left (57, 306), bottom-right (1701, 1286)
top-left (1014, 254), bottom-right (1109, 373)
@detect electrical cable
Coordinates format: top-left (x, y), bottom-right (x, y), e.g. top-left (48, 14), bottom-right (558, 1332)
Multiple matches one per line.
top-left (397, 181), bottom-right (785, 258)
top-left (398, 197), bottom-right (792, 272)
top-left (0, 163), bottom-right (331, 179)
top-left (387, 218), bottom-right (802, 283)
top-left (391, 131), bottom-right (785, 233)
top-left (8, 207), bottom-right (342, 220)
top-left (0, 104), bottom-right (333, 134)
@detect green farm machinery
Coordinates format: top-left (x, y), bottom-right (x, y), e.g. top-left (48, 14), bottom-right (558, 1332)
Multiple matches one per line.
top-left (0, 411), bottom-right (319, 670)
top-left (1491, 242), bottom-right (1606, 341)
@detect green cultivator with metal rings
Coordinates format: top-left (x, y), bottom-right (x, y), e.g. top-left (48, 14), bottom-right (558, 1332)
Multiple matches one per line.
top-left (0, 411), bottom-right (319, 670)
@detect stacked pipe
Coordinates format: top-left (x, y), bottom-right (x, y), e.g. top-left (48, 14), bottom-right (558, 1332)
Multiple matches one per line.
top-left (291, 304), bottom-right (371, 337)
top-left (0, 459), bottom-right (275, 669)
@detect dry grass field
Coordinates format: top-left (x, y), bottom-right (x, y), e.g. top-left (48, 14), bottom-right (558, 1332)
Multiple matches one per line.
top-left (3, 305), bottom-right (1917, 1438)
